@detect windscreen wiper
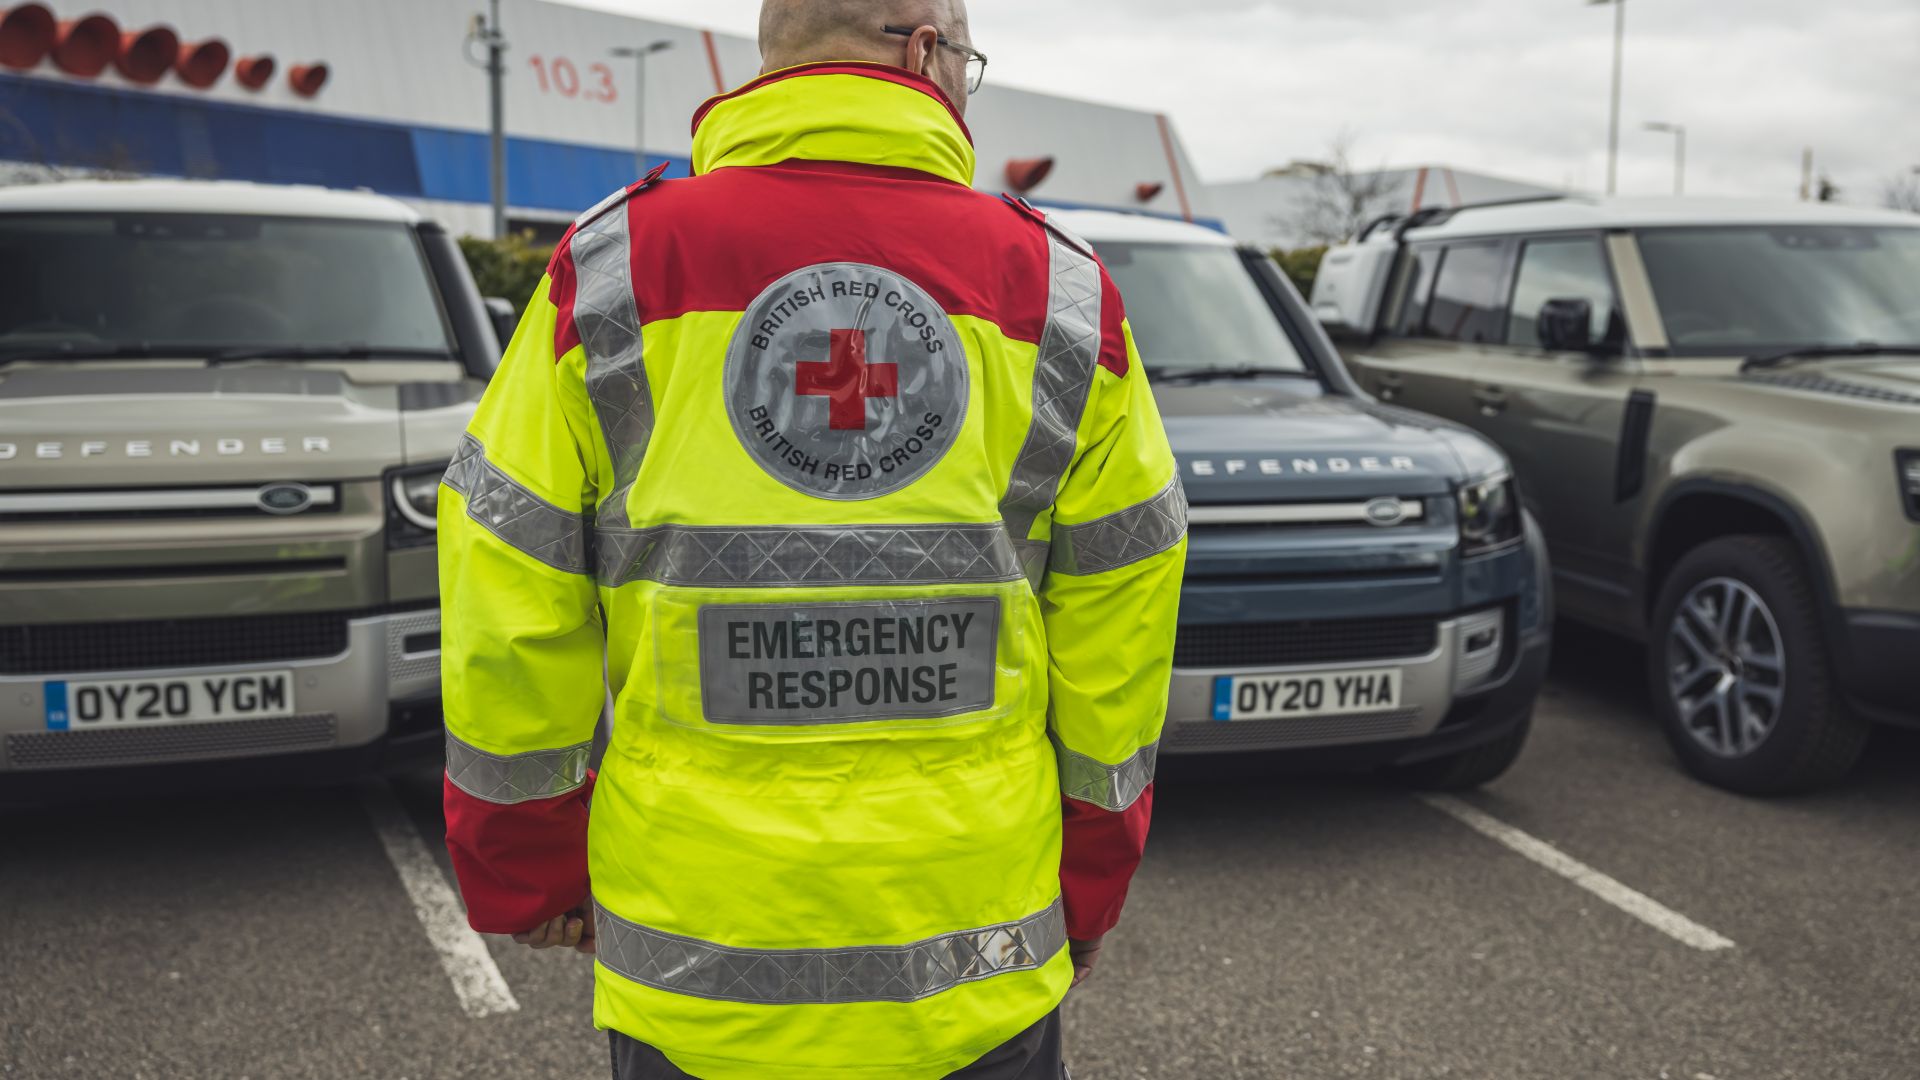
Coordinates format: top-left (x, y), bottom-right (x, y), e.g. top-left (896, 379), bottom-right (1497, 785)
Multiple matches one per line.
top-left (1146, 365), bottom-right (1316, 384)
top-left (208, 345), bottom-right (455, 365)
top-left (1741, 342), bottom-right (1920, 372)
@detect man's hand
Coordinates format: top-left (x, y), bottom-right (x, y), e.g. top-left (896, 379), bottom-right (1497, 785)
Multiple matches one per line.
top-left (512, 905), bottom-right (597, 955)
top-left (1068, 935), bottom-right (1104, 988)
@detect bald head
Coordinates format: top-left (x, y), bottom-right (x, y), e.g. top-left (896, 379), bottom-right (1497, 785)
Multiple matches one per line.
top-left (759, 0), bottom-right (974, 112)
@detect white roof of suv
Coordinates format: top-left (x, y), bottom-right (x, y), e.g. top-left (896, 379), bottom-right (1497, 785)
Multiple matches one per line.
top-left (1046, 208), bottom-right (1235, 246)
top-left (0, 179), bottom-right (425, 223)
top-left (1399, 195), bottom-right (1919, 241)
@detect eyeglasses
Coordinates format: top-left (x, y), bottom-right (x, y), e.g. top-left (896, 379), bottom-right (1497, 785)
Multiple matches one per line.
top-left (881, 24), bottom-right (988, 95)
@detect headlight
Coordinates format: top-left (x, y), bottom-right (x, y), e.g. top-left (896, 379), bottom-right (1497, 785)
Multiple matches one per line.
top-left (386, 463), bottom-right (446, 548)
top-left (1458, 474), bottom-right (1522, 556)
top-left (1899, 450), bottom-right (1920, 522)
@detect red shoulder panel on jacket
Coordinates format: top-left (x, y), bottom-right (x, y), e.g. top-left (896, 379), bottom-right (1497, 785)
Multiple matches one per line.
top-left (1000, 195), bottom-right (1130, 378)
top-left (619, 162), bottom-right (1054, 346)
top-left (546, 164), bottom-right (672, 361)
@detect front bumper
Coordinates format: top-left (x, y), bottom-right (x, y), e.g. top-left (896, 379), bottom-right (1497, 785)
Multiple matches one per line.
top-left (1162, 607), bottom-right (1542, 756)
top-left (1165, 625), bottom-right (1551, 772)
top-left (1840, 608), bottom-right (1920, 727)
top-left (0, 608), bottom-right (442, 775)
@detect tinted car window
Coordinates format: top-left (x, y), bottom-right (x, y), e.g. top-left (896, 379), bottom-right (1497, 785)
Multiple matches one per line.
top-left (1637, 225), bottom-right (1920, 352)
top-left (1091, 242), bottom-right (1307, 372)
top-left (1422, 241), bottom-right (1507, 344)
top-left (1507, 237), bottom-right (1618, 347)
top-left (0, 213), bottom-right (454, 358)
top-left (1392, 245), bottom-right (1443, 336)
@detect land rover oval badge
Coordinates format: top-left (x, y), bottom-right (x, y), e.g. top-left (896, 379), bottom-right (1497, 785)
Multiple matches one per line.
top-left (256, 482), bottom-right (314, 515)
top-left (1364, 497), bottom-right (1409, 527)
top-left (725, 262), bottom-right (969, 501)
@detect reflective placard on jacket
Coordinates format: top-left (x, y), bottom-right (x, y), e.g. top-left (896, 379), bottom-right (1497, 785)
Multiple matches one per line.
top-left (697, 598), bottom-right (999, 724)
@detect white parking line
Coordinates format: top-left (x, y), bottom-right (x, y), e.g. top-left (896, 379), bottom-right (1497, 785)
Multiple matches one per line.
top-left (1419, 794), bottom-right (1736, 953)
top-left (361, 784), bottom-right (521, 1018)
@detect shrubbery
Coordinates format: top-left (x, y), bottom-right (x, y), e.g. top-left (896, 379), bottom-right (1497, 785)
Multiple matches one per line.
top-left (458, 232), bottom-right (554, 316)
top-left (1270, 245), bottom-right (1329, 299)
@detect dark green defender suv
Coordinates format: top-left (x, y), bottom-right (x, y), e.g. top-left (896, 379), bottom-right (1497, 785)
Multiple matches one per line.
top-left (1312, 196), bottom-right (1920, 794)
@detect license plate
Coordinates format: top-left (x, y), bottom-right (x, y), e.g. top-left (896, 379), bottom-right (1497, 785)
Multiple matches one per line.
top-left (44, 670), bottom-right (295, 730)
top-left (1212, 668), bottom-right (1402, 722)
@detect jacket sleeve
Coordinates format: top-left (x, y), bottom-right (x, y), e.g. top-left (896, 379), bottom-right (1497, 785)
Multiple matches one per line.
top-left (1041, 274), bottom-right (1187, 943)
top-left (439, 266), bottom-right (607, 935)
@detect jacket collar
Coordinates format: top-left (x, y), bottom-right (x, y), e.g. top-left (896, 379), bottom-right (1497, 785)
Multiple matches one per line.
top-left (691, 63), bottom-right (976, 187)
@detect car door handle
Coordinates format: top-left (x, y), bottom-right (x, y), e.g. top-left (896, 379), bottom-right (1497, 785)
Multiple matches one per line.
top-left (1472, 385), bottom-right (1508, 417)
top-left (1376, 373), bottom-right (1405, 401)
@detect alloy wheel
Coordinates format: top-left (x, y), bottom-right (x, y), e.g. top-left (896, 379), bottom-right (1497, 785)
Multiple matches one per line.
top-left (1665, 576), bottom-right (1786, 758)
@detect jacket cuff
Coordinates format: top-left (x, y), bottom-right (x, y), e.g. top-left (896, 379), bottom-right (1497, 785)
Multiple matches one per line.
top-left (1059, 782), bottom-right (1153, 941)
top-left (443, 770), bottom-right (595, 934)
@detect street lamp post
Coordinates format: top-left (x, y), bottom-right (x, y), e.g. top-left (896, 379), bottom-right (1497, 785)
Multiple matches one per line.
top-left (1643, 121), bottom-right (1686, 196)
top-left (611, 41), bottom-right (674, 179)
top-left (1588, 0), bottom-right (1626, 195)
top-left (463, 0), bottom-right (509, 238)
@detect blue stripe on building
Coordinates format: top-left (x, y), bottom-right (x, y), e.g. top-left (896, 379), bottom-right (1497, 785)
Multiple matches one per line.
top-left (0, 73), bottom-right (690, 215)
top-left (0, 73), bottom-right (1224, 230)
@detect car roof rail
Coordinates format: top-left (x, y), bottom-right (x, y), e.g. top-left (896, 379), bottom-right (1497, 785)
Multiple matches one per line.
top-left (1356, 193), bottom-right (1581, 244)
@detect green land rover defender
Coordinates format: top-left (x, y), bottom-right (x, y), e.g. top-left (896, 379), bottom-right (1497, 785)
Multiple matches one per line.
top-left (1312, 196), bottom-right (1920, 794)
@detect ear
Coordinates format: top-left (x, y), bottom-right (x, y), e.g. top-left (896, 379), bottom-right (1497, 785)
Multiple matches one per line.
top-left (904, 24), bottom-right (940, 77)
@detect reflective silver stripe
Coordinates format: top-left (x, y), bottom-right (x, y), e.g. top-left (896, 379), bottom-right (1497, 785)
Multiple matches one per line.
top-left (1055, 737), bottom-right (1158, 811)
top-left (1049, 478), bottom-right (1188, 576)
top-left (595, 523), bottom-right (1022, 588)
top-left (571, 207), bottom-right (653, 531)
top-left (593, 897), bottom-right (1066, 1005)
top-left (1000, 229), bottom-right (1104, 583)
top-left (444, 731), bottom-right (591, 804)
top-left (441, 435), bottom-right (593, 575)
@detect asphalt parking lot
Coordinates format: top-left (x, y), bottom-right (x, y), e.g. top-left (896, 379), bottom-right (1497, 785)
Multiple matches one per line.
top-left (3, 624), bottom-right (1916, 1080)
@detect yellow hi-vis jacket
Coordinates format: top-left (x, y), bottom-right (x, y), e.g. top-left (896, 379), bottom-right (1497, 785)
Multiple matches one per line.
top-left (439, 62), bottom-right (1185, 1079)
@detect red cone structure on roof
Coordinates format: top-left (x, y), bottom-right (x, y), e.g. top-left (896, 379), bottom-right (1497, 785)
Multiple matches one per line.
top-left (234, 52), bottom-right (273, 90)
top-left (0, 3), bottom-right (55, 70)
top-left (174, 36), bottom-right (228, 88)
top-left (1005, 156), bottom-right (1055, 194)
top-left (51, 13), bottom-right (117, 77)
top-left (288, 61), bottom-right (328, 97)
top-left (113, 23), bottom-right (178, 84)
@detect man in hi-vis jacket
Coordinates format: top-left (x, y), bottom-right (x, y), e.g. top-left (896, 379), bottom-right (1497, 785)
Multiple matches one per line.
top-left (437, 1), bottom-right (1185, 1076)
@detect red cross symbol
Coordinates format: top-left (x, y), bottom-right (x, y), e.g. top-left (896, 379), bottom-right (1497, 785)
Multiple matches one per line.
top-left (795, 329), bottom-right (898, 431)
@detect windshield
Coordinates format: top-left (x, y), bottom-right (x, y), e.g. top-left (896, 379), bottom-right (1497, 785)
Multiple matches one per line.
top-left (0, 213), bottom-right (455, 359)
top-left (1637, 225), bottom-right (1920, 355)
top-left (1089, 241), bottom-right (1308, 373)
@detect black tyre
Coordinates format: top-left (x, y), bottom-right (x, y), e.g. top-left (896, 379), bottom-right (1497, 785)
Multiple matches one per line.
top-left (1386, 712), bottom-right (1531, 791)
top-left (1647, 535), bottom-right (1867, 795)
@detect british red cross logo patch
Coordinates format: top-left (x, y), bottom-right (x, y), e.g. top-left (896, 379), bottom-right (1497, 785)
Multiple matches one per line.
top-left (725, 262), bottom-right (968, 500)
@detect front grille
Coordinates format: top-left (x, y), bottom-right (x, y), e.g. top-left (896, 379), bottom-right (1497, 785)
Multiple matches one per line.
top-left (5, 714), bottom-right (337, 770)
top-left (0, 612), bottom-right (351, 675)
top-left (1173, 616), bottom-right (1439, 669)
top-left (1165, 709), bottom-right (1421, 753)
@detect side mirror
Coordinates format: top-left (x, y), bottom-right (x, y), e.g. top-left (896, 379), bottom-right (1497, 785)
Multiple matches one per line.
top-left (1536, 297), bottom-right (1600, 353)
top-left (483, 297), bottom-right (518, 355)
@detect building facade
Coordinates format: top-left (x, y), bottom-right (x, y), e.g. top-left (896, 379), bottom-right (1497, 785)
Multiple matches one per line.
top-left (0, 0), bottom-right (1218, 236)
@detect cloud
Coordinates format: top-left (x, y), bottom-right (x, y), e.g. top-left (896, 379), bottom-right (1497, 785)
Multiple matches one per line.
top-left (578, 0), bottom-right (1920, 203)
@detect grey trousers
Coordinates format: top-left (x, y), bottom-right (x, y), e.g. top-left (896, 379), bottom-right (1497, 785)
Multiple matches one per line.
top-left (609, 1009), bottom-right (1067, 1079)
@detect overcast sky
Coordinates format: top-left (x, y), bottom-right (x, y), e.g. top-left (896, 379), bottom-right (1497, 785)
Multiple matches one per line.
top-left (576, 0), bottom-right (1919, 206)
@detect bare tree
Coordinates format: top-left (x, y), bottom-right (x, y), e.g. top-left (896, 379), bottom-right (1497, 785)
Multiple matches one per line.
top-left (1883, 171), bottom-right (1920, 214)
top-left (1270, 131), bottom-right (1404, 246)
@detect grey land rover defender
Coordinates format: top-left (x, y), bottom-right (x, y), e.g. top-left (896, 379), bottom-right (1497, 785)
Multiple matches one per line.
top-left (1056, 209), bottom-right (1552, 789)
top-left (0, 180), bottom-right (509, 790)
top-left (1314, 195), bottom-right (1920, 794)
